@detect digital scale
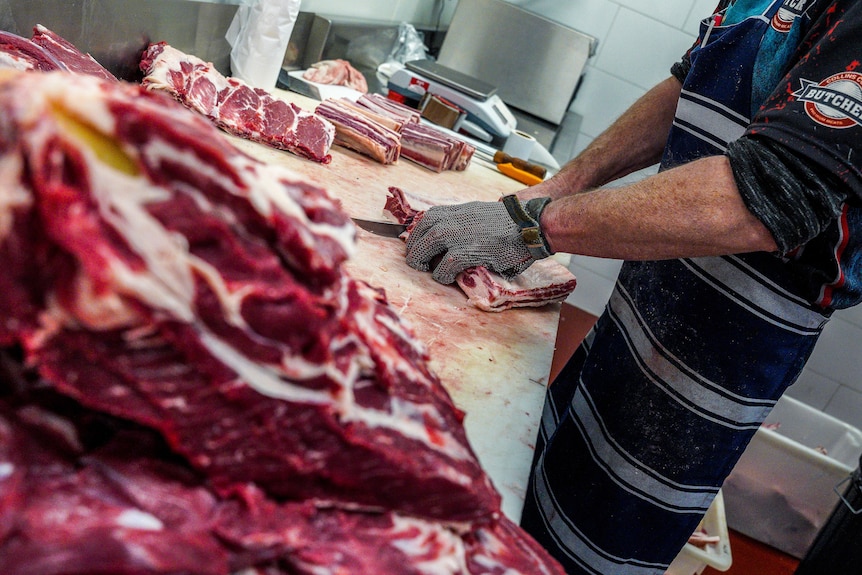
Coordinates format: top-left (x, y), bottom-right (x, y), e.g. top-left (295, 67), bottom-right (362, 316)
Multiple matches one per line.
top-left (387, 59), bottom-right (517, 142)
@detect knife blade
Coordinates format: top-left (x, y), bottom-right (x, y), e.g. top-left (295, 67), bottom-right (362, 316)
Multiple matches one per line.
top-left (352, 218), bottom-right (407, 238)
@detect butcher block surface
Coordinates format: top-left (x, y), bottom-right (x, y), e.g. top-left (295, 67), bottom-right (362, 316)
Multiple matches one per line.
top-left (227, 88), bottom-right (564, 520)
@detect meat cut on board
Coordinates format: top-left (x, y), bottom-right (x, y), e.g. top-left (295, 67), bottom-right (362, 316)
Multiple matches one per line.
top-left (140, 42), bottom-right (335, 164)
top-left (0, 69), bottom-right (565, 575)
top-left (384, 188), bottom-right (577, 311)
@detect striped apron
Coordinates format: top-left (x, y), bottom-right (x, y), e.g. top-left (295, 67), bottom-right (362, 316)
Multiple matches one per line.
top-left (520, 2), bottom-right (835, 573)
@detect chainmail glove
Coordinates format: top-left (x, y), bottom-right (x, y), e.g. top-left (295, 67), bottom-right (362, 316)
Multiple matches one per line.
top-left (404, 196), bottom-right (553, 285)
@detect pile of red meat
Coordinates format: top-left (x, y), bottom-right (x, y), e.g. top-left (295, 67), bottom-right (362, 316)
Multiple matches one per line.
top-left (0, 39), bottom-right (565, 575)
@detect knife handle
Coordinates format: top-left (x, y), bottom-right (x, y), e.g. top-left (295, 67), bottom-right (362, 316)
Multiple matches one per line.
top-left (493, 150), bottom-right (547, 179)
top-left (497, 162), bottom-right (543, 186)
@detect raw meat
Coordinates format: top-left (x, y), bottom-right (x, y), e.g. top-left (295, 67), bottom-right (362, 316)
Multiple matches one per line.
top-left (0, 26), bottom-right (116, 80)
top-left (30, 24), bottom-right (117, 81)
top-left (353, 94), bottom-right (474, 171)
top-left (384, 187), bottom-right (577, 311)
top-left (455, 264), bottom-right (578, 312)
top-left (303, 59), bottom-right (368, 93)
top-left (400, 123), bottom-right (475, 172)
top-left (140, 42), bottom-right (334, 163)
top-left (0, 29), bottom-right (67, 72)
top-left (0, 389), bottom-right (564, 575)
top-left (0, 70), bottom-right (497, 522)
top-left (355, 93), bottom-right (422, 129)
top-left (0, 69), bottom-right (565, 575)
top-left (315, 97), bottom-right (402, 163)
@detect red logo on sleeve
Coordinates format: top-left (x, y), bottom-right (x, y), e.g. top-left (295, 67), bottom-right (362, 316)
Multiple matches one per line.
top-left (793, 72), bottom-right (862, 129)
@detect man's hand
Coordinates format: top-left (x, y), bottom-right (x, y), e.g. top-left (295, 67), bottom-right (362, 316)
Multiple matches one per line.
top-left (404, 200), bottom-right (537, 284)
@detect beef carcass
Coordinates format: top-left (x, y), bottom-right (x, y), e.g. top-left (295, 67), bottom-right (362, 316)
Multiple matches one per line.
top-left (315, 97), bottom-right (402, 163)
top-left (140, 42), bottom-right (334, 164)
top-left (384, 188), bottom-right (577, 311)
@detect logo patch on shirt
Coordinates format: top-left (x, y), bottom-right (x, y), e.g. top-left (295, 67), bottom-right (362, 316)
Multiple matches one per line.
top-left (772, 0), bottom-right (814, 32)
top-left (793, 72), bottom-right (862, 129)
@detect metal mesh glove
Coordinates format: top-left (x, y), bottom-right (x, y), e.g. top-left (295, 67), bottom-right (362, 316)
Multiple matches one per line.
top-left (404, 196), bottom-right (552, 285)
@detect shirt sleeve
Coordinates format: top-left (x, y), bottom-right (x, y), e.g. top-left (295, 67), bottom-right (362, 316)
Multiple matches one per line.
top-left (732, 3), bottom-right (862, 251)
top-left (726, 135), bottom-right (848, 253)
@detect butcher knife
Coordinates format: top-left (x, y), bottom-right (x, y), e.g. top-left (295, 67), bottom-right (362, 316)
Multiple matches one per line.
top-left (352, 218), bottom-right (407, 238)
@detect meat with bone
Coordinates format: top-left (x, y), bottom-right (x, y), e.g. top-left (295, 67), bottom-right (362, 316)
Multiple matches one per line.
top-left (400, 122), bottom-right (475, 172)
top-left (140, 42), bottom-right (334, 163)
top-left (0, 69), bottom-right (565, 575)
top-left (355, 93), bottom-right (422, 128)
top-left (315, 97), bottom-right (402, 163)
top-left (0, 70), bottom-right (501, 523)
top-left (384, 187), bottom-right (576, 311)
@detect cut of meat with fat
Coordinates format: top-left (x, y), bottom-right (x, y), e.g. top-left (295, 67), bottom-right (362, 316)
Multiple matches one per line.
top-left (355, 93), bottom-right (422, 128)
top-left (315, 98), bottom-right (402, 163)
top-left (0, 400), bottom-right (565, 575)
top-left (384, 187), bottom-right (577, 311)
top-left (0, 69), bottom-right (566, 575)
top-left (456, 264), bottom-right (578, 312)
top-left (140, 42), bottom-right (335, 163)
top-left (400, 123), bottom-right (475, 172)
top-left (0, 70), bottom-right (499, 523)
top-left (30, 24), bottom-right (117, 81)
top-left (0, 30), bottom-right (65, 72)
top-left (303, 59), bottom-right (368, 93)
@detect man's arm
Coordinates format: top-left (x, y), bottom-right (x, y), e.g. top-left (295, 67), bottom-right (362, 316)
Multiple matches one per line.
top-left (520, 76), bottom-right (683, 201)
top-left (539, 154), bottom-right (779, 260)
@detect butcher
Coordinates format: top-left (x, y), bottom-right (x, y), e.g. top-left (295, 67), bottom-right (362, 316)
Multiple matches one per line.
top-left (403, 1), bottom-right (862, 573)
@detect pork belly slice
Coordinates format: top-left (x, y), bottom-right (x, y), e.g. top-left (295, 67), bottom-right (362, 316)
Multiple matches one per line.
top-left (315, 97), bottom-right (402, 163)
top-left (140, 42), bottom-right (335, 164)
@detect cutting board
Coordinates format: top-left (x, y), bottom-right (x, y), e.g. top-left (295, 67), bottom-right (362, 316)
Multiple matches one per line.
top-left (227, 89), bottom-right (565, 520)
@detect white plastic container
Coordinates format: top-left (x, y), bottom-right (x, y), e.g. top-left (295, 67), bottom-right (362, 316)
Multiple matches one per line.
top-left (722, 395), bottom-right (862, 558)
top-left (666, 490), bottom-right (733, 575)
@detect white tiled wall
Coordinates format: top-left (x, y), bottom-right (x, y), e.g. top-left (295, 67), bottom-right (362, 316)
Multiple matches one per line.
top-left (300, 0), bottom-right (862, 432)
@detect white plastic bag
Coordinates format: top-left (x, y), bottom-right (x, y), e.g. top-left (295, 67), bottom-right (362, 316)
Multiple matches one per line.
top-left (226, 0), bottom-right (301, 88)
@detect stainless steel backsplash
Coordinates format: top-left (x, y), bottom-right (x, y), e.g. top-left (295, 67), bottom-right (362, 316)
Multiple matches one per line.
top-left (0, 0), bottom-right (239, 80)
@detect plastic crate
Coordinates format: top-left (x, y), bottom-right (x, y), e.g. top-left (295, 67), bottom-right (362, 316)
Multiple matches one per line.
top-left (667, 490), bottom-right (733, 575)
top-left (722, 395), bottom-right (862, 558)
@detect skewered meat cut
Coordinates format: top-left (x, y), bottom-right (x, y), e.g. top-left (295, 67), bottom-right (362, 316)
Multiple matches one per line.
top-left (384, 187), bottom-right (576, 311)
top-left (140, 42), bottom-right (334, 163)
top-left (0, 70), bottom-right (565, 574)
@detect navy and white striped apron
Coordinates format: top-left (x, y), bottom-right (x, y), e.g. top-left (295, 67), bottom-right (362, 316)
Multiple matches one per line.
top-left (520, 2), bottom-right (837, 573)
